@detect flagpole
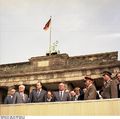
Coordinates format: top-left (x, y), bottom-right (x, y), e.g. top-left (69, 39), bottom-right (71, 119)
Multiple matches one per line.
top-left (49, 16), bottom-right (52, 55)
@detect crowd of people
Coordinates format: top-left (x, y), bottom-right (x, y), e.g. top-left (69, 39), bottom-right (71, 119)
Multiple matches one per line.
top-left (4, 71), bottom-right (120, 104)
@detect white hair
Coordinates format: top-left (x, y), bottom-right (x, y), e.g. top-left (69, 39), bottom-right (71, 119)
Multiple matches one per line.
top-left (19, 84), bottom-right (25, 89)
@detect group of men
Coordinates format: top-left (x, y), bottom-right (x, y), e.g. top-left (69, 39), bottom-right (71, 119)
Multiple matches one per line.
top-left (4, 71), bottom-right (120, 104)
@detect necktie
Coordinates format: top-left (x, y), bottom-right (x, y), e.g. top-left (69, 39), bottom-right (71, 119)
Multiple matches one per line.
top-left (60, 91), bottom-right (63, 100)
top-left (20, 93), bottom-right (25, 101)
top-left (37, 91), bottom-right (40, 98)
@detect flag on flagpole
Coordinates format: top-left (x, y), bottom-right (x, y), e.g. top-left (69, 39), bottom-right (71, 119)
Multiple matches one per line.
top-left (43, 18), bottom-right (51, 31)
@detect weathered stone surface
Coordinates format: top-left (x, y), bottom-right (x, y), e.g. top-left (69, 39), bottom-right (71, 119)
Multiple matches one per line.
top-left (0, 51), bottom-right (120, 87)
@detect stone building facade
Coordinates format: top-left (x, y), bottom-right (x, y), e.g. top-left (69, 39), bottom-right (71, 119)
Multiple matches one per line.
top-left (0, 51), bottom-right (120, 103)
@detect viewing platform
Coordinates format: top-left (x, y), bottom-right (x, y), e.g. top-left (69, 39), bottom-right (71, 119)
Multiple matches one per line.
top-left (0, 99), bottom-right (120, 116)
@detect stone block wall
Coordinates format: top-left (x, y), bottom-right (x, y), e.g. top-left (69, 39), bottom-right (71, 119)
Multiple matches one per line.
top-left (0, 51), bottom-right (119, 75)
top-left (0, 51), bottom-right (120, 87)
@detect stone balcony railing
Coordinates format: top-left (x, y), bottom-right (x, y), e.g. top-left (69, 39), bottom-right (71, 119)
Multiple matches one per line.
top-left (0, 99), bottom-right (120, 116)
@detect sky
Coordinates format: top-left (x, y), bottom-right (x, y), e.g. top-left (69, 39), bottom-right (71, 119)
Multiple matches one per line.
top-left (0, 0), bottom-right (120, 64)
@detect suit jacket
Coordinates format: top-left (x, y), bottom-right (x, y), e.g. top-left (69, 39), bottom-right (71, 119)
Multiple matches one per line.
top-left (53, 91), bottom-right (70, 101)
top-left (45, 96), bottom-right (54, 102)
top-left (114, 79), bottom-right (120, 98)
top-left (100, 79), bottom-right (117, 99)
top-left (4, 95), bottom-right (14, 104)
top-left (29, 89), bottom-right (46, 103)
top-left (13, 92), bottom-right (28, 104)
top-left (70, 96), bottom-right (76, 101)
top-left (118, 83), bottom-right (120, 98)
top-left (84, 84), bottom-right (97, 100)
top-left (78, 90), bottom-right (84, 100)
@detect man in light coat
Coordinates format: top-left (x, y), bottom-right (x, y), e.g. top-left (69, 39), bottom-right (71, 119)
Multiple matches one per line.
top-left (13, 85), bottom-right (28, 104)
top-left (114, 72), bottom-right (120, 98)
top-left (100, 71), bottom-right (117, 99)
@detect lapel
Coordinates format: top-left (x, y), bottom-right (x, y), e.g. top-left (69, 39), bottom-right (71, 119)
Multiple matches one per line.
top-left (24, 94), bottom-right (28, 101)
top-left (9, 96), bottom-right (13, 102)
top-left (58, 91), bottom-right (62, 100)
top-left (104, 80), bottom-right (111, 88)
top-left (62, 91), bottom-right (66, 99)
top-left (59, 91), bottom-right (65, 100)
top-left (36, 89), bottom-right (43, 98)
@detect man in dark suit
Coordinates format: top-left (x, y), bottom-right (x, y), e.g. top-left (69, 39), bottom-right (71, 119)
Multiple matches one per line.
top-left (100, 71), bottom-right (117, 99)
top-left (4, 88), bottom-right (16, 104)
top-left (29, 82), bottom-right (46, 103)
top-left (84, 76), bottom-right (97, 100)
top-left (53, 82), bottom-right (70, 101)
top-left (13, 85), bottom-right (28, 104)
